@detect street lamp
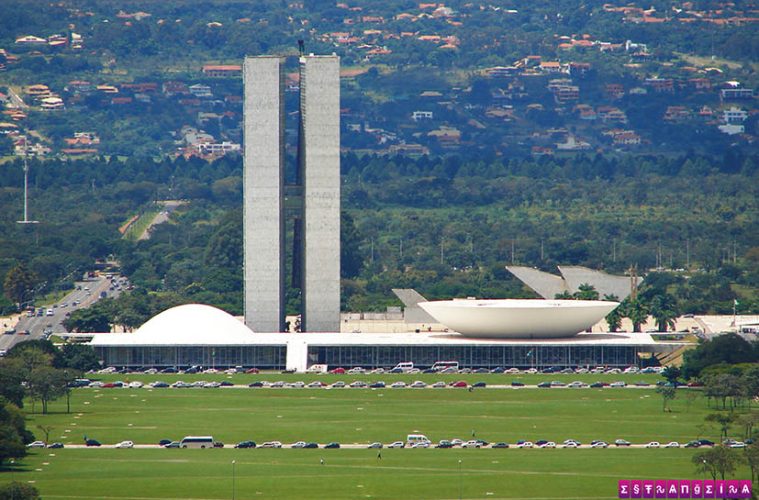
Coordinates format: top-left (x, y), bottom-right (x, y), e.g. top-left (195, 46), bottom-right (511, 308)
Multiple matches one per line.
top-left (232, 460), bottom-right (236, 500)
top-left (458, 459), bottom-right (462, 500)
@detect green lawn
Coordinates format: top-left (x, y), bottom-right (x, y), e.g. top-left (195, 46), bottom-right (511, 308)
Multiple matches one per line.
top-left (6, 448), bottom-right (751, 499)
top-left (91, 371), bottom-right (666, 387)
top-left (26, 386), bottom-right (714, 446)
top-left (6, 387), bottom-right (754, 499)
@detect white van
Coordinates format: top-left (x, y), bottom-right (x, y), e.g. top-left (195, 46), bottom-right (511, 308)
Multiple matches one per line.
top-left (180, 436), bottom-right (214, 448)
top-left (393, 362), bottom-right (414, 372)
top-left (407, 434), bottom-right (431, 446)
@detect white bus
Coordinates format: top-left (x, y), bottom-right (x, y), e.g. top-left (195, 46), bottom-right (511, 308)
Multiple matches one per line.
top-left (407, 434), bottom-right (431, 446)
top-left (392, 362), bottom-right (414, 372)
top-left (431, 361), bottom-right (459, 372)
top-left (180, 436), bottom-right (214, 448)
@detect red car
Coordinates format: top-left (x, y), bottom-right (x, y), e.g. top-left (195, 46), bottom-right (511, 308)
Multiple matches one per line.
top-left (245, 368), bottom-right (260, 374)
top-left (329, 367), bottom-right (346, 374)
top-left (450, 381), bottom-right (468, 388)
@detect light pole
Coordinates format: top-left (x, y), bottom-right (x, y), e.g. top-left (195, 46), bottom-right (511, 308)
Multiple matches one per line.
top-left (232, 460), bottom-right (236, 500)
top-left (458, 459), bottom-right (462, 500)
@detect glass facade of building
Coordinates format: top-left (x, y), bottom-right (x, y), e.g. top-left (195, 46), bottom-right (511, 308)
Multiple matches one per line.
top-left (94, 345), bottom-right (286, 369)
top-left (307, 344), bottom-right (639, 369)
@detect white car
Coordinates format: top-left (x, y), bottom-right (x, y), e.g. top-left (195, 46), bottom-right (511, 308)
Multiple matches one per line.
top-left (308, 381), bottom-right (325, 388)
top-left (291, 441), bottom-right (307, 448)
top-left (664, 441), bottom-right (680, 448)
top-left (567, 381), bottom-right (586, 388)
top-left (260, 441), bottom-right (282, 448)
top-left (562, 441), bottom-right (579, 448)
top-left (462, 440), bottom-right (481, 448)
top-left (411, 441), bottom-right (430, 448)
top-left (288, 381), bottom-right (305, 388)
top-left (387, 441), bottom-right (405, 448)
top-left (505, 368), bottom-right (520, 374)
top-left (517, 441), bottom-right (534, 448)
top-left (115, 440), bottom-right (134, 448)
top-left (203, 382), bottom-right (221, 388)
top-left (730, 442), bottom-right (746, 449)
top-left (609, 381), bottom-right (627, 388)
top-left (538, 441), bottom-right (556, 448)
top-left (591, 441), bottom-right (608, 448)
top-left (330, 381), bottom-right (346, 388)
top-left (27, 441), bottom-right (46, 448)
top-left (270, 381), bottom-right (285, 388)
top-left (645, 441), bottom-right (660, 448)
top-left (349, 381), bottom-right (367, 388)
top-left (432, 381), bottom-right (446, 388)
top-left (347, 367), bottom-right (365, 374)
top-left (410, 381), bottom-right (427, 388)
top-left (450, 439), bottom-right (464, 447)
top-left (368, 442), bottom-right (383, 449)
top-left (390, 381), bottom-right (407, 388)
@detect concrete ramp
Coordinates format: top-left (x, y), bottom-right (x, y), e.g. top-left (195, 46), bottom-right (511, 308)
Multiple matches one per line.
top-left (392, 289), bottom-right (436, 323)
top-left (505, 266), bottom-right (568, 299)
top-left (559, 266), bottom-right (641, 301)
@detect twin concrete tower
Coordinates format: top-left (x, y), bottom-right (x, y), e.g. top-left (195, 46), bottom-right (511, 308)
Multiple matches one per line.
top-left (243, 55), bottom-right (341, 333)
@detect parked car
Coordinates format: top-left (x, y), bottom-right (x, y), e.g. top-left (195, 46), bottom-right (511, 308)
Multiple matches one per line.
top-left (697, 439), bottom-right (715, 447)
top-left (304, 442), bottom-right (318, 449)
top-left (411, 441), bottom-right (429, 448)
top-left (213, 442), bottom-right (224, 448)
top-left (516, 441), bottom-right (534, 448)
top-left (609, 381), bottom-right (626, 388)
top-left (27, 441), bottom-right (46, 448)
top-left (85, 439), bottom-right (101, 447)
top-left (492, 442), bottom-right (509, 449)
top-left (567, 381), bottom-right (586, 388)
top-left (684, 440), bottom-right (701, 448)
top-left (324, 442), bottom-right (340, 449)
top-left (462, 440), bottom-right (481, 448)
top-left (436, 440), bottom-right (453, 448)
top-left (472, 382), bottom-right (486, 388)
top-left (158, 439), bottom-right (172, 446)
top-left (538, 441), bottom-right (556, 448)
top-left (367, 442), bottom-right (383, 449)
top-left (249, 381), bottom-right (265, 388)
top-left (349, 381), bottom-right (367, 388)
top-left (562, 441), bottom-right (579, 448)
top-left (235, 441), bottom-right (256, 449)
top-left (260, 441), bottom-right (282, 448)
top-left (410, 381), bottom-right (427, 388)
top-left (510, 381), bottom-right (525, 387)
top-left (450, 381), bottom-right (468, 388)
top-left (432, 381), bottom-right (446, 388)
top-left (589, 382), bottom-right (605, 388)
top-left (537, 382), bottom-right (552, 388)
top-left (645, 441), bottom-right (660, 448)
top-left (115, 440), bottom-right (134, 449)
top-left (387, 441), bottom-right (405, 448)
top-left (390, 381), bottom-right (407, 388)
top-left (614, 439), bottom-right (631, 447)
top-left (331, 381), bottom-right (346, 388)
top-left (308, 381), bottom-right (326, 388)
top-left (591, 441), bottom-right (609, 448)
top-left (47, 442), bottom-right (64, 449)
top-left (245, 368), bottom-right (260, 374)
top-left (329, 368), bottom-right (346, 374)
top-left (664, 442), bottom-right (680, 448)
top-left (164, 441), bottom-right (181, 448)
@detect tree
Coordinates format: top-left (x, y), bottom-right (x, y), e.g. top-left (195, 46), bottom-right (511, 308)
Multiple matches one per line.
top-left (0, 481), bottom-right (40, 499)
top-left (35, 424), bottom-right (54, 444)
top-left (649, 293), bottom-right (679, 332)
top-left (703, 373), bottom-right (745, 410)
top-left (603, 294), bottom-right (622, 332)
top-left (682, 334), bottom-right (758, 379)
top-left (574, 283), bottom-right (599, 300)
top-left (63, 307), bottom-right (111, 333)
top-left (27, 366), bottom-right (69, 415)
top-left (661, 366), bottom-right (681, 384)
top-left (692, 446), bottom-right (739, 481)
top-left (626, 298), bottom-right (649, 333)
top-left (745, 442), bottom-right (759, 484)
top-left (3, 263), bottom-right (39, 306)
top-left (59, 344), bottom-right (100, 372)
top-left (706, 413), bottom-right (737, 441)
top-left (656, 385), bottom-right (677, 412)
top-left (0, 401), bottom-right (30, 466)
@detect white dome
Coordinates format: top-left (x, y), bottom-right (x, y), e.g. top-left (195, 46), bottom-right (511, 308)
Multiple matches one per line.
top-left (419, 299), bottom-right (619, 339)
top-left (100, 304), bottom-right (255, 345)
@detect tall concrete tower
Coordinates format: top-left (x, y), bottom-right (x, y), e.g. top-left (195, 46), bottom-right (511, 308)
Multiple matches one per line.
top-left (243, 56), bottom-right (286, 332)
top-left (300, 55), bottom-right (341, 333)
top-left (243, 54), bottom-right (340, 332)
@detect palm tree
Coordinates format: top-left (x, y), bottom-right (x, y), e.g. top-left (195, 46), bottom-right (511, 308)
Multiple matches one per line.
top-left (603, 294), bottom-right (622, 332)
top-left (574, 283), bottom-right (599, 300)
top-left (649, 293), bottom-right (679, 332)
top-left (626, 298), bottom-right (649, 333)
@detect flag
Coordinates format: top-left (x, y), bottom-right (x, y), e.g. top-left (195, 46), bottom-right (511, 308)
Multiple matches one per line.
top-left (734, 299), bottom-right (739, 306)
top-left (526, 350), bottom-right (533, 358)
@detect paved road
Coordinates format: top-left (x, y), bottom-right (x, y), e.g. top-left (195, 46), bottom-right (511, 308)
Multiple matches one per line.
top-left (44, 442), bottom-right (691, 450)
top-left (138, 200), bottom-right (184, 240)
top-left (7, 87), bottom-right (28, 109)
top-left (0, 275), bottom-right (121, 353)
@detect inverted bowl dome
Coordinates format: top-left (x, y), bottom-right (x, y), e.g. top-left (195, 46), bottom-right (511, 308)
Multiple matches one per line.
top-left (418, 299), bottom-right (619, 338)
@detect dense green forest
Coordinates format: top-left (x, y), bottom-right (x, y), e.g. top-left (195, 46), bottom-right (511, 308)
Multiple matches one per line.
top-left (1, 152), bottom-right (757, 323)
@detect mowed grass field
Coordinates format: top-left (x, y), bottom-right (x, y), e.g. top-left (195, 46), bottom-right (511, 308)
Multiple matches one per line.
top-left (24, 386), bottom-right (712, 445)
top-left (8, 448), bottom-right (737, 500)
top-left (5, 387), bottom-right (754, 499)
